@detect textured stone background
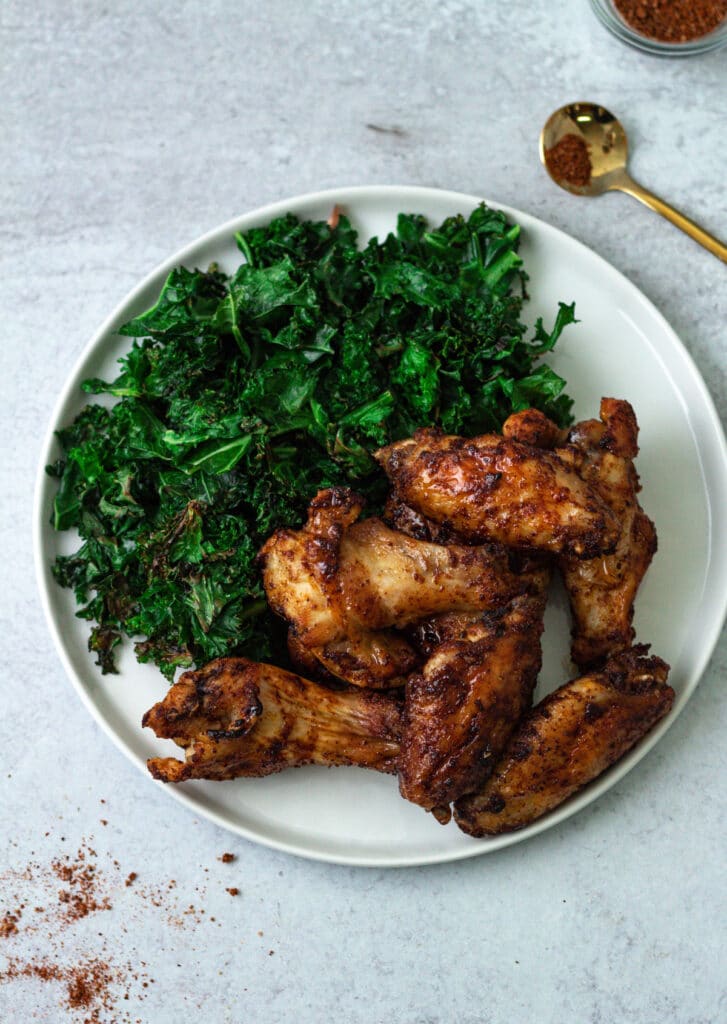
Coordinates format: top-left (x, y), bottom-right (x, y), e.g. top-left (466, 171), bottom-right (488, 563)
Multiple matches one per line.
top-left (2, 2), bottom-right (725, 1021)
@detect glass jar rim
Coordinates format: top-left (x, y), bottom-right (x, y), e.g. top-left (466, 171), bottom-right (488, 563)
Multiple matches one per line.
top-left (589, 0), bottom-right (727, 56)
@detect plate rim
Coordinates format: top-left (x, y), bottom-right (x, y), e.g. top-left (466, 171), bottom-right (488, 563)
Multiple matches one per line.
top-left (33, 183), bottom-right (727, 868)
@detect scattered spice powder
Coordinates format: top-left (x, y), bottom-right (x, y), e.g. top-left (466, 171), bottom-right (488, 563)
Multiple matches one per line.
top-left (52, 844), bottom-right (112, 923)
top-left (613, 0), bottom-right (727, 42)
top-left (1, 829), bottom-right (247, 1019)
top-left (545, 133), bottom-right (592, 187)
top-left (0, 954), bottom-right (145, 1023)
top-left (0, 911), bottom-right (21, 938)
top-left (0, 835), bottom-right (154, 1021)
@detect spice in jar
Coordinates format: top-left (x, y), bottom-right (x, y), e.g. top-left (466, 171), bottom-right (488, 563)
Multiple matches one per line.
top-left (544, 134), bottom-right (592, 187)
top-left (613, 0), bottom-right (727, 42)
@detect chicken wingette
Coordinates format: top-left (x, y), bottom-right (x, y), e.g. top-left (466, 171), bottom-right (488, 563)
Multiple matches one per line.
top-left (398, 574), bottom-right (549, 815)
top-left (454, 646), bottom-right (673, 836)
top-left (143, 657), bottom-right (402, 783)
top-left (375, 428), bottom-right (620, 558)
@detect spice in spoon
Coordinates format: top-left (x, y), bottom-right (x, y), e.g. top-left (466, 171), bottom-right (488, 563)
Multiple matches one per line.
top-left (545, 134), bottom-right (592, 187)
top-left (613, 0), bottom-right (727, 42)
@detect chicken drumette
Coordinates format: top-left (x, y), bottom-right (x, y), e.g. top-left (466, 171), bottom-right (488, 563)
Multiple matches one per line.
top-left (143, 657), bottom-right (402, 783)
top-left (504, 399), bottom-right (656, 669)
top-left (260, 487), bottom-right (534, 688)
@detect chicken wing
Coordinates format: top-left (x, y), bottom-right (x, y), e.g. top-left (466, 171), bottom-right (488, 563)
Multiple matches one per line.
top-left (260, 487), bottom-right (532, 688)
top-left (143, 657), bottom-right (402, 783)
top-left (453, 646), bottom-right (673, 836)
top-left (375, 428), bottom-right (619, 558)
top-left (398, 566), bottom-right (550, 813)
top-left (558, 399), bottom-right (656, 668)
top-left (505, 400), bottom-right (657, 669)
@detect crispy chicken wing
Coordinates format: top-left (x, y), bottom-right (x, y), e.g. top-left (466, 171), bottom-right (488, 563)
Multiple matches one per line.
top-left (383, 488), bottom-right (551, 814)
top-left (260, 488), bottom-right (414, 687)
top-left (143, 657), bottom-right (402, 783)
top-left (505, 400), bottom-right (657, 669)
top-left (260, 487), bottom-right (532, 688)
top-left (375, 428), bottom-right (619, 558)
top-left (398, 570), bottom-right (550, 813)
top-left (558, 399), bottom-right (657, 668)
top-left (454, 646), bottom-right (673, 836)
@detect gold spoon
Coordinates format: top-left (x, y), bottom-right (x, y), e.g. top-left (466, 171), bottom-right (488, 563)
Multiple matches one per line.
top-left (540, 102), bottom-right (727, 263)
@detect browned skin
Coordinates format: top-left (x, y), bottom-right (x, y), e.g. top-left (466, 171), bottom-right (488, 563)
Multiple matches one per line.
top-left (261, 487), bottom-right (534, 688)
top-left (502, 407), bottom-right (564, 449)
top-left (375, 428), bottom-right (620, 559)
top-left (383, 494), bottom-right (467, 545)
top-left (143, 657), bottom-right (403, 783)
top-left (506, 400), bottom-right (657, 669)
top-left (453, 646), bottom-right (673, 836)
top-left (398, 566), bottom-right (550, 813)
top-left (260, 489), bottom-right (412, 688)
top-left (559, 400), bottom-right (657, 668)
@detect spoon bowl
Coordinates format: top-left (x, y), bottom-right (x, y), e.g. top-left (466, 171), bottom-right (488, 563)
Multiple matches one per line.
top-left (540, 102), bottom-right (628, 195)
top-left (540, 102), bottom-right (727, 263)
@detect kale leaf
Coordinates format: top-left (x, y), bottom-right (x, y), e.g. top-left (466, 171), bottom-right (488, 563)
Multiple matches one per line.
top-left (50, 204), bottom-right (576, 679)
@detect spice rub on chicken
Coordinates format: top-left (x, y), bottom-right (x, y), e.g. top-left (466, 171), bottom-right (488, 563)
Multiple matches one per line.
top-left (504, 398), bottom-right (656, 669)
top-left (398, 573), bottom-right (550, 815)
top-left (260, 487), bottom-right (534, 689)
top-left (375, 428), bottom-right (620, 559)
top-left (454, 646), bottom-right (673, 836)
top-left (143, 657), bottom-right (403, 783)
top-left (143, 397), bottom-right (671, 843)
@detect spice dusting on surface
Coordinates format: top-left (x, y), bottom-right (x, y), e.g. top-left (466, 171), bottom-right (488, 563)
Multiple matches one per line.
top-left (0, 834), bottom-right (157, 1020)
top-left (0, 955), bottom-right (146, 1023)
top-left (1, 912), bottom-right (21, 938)
top-left (545, 134), bottom-right (592, 187)
top-left (613, 0), bottom-right (727, 42)
top-left (0, 829), bottom-right (250, 1018)
top-left (52, 845), bottom-right (112, 923)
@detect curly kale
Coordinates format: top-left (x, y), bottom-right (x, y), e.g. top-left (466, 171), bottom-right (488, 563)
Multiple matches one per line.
top-left (49, 204), bottom-right (576, 679)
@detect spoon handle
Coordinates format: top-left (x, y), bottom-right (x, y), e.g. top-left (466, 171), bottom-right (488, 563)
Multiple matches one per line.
top-left (615, 175), bottom-right (727, 264)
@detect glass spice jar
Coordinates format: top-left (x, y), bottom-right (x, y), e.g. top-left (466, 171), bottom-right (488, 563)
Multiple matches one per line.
top-left (589, 0), bottom-right (727, 55)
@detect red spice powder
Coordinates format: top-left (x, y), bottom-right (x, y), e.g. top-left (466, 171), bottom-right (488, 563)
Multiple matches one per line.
top-left (613, 0), bottom-right (727, 42)
top-left (0, 956), bottom-right (121, 1021)
top-left (52, 845), bottom-right (112, 923)
top-left (545, 133), bottom-right (592, 187)
top-left (0, 911), bottom-right (21, 938)
top-left (0, 836), bottom-right (153, 1021)
top-left (0, 829), bottom-right (243, 1019)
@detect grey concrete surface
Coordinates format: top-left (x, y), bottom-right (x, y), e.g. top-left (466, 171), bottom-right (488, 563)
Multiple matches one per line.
top-left (1, 2), bottom-right (725, 1022)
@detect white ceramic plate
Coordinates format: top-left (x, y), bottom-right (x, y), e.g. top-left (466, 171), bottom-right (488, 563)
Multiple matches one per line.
top-left (34, 186), bottom-right (727, 867)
